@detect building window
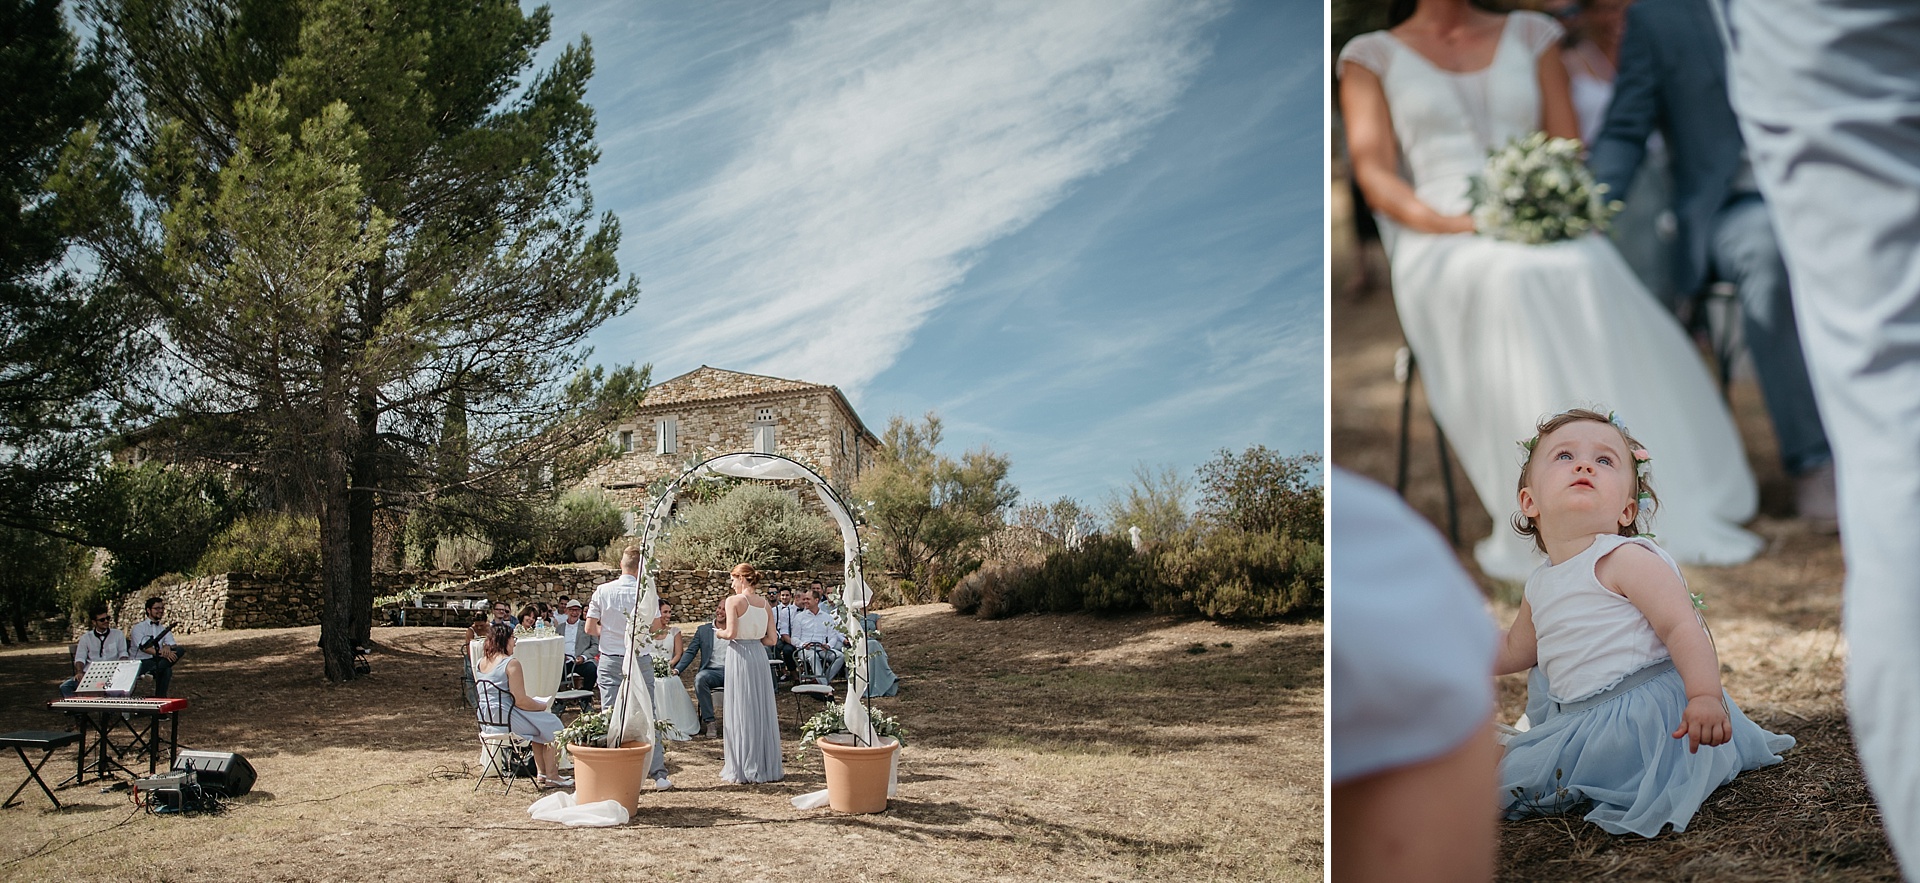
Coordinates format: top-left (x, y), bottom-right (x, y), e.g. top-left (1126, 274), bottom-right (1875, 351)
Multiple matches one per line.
top-left (753, 424), bottom-right (777, 454)
top-left (618, 430), bottom-right (633, 453)
top-left (755, 406), bottom-right (774, 422)
top-left (656, 417), bottom-right (678, 455)
top-left (840, 427), bottom-right (847, 457)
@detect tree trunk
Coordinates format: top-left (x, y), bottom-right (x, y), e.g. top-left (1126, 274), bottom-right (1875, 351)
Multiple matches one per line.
top-left (317, 347), bottom-right (358, 683)
top-left (349, 267), bottom-right (386, 648)
top-left (350, 389), bottom-right (376, 648)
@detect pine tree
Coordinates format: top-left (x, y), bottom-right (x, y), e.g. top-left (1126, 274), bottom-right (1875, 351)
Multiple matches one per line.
top-left (71, 0), bottom-right (645, 680)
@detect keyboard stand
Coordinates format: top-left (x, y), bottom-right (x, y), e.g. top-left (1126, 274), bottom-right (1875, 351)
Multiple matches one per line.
top-left (55, 706), bottom-right (181, 785)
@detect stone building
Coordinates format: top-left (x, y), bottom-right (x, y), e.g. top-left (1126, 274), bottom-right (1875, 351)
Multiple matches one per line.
top-left (580, 366), bottom-right (882, 509)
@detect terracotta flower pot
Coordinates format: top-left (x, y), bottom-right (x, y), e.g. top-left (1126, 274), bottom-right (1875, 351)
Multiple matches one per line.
top-left (818, 734), bottom-right (899, 814)
top-left (567, 741), bottom-right (652, 814)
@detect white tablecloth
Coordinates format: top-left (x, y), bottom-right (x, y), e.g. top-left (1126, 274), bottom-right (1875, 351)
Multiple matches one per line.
top-left (470, 634), bottom-right (566, 698)
top-left (514, 634), bottom-right (565, 698)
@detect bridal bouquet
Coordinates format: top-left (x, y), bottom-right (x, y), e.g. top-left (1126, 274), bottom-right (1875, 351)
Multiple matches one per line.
top-left (1467, 132), bottom-right (1622, 244)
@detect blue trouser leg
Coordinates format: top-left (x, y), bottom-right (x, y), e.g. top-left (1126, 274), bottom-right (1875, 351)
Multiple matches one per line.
top-left (694, 668), bottom-right (724, 723)
top-left (596, 654), bottom-right (623, 709)
top-left (1725, 0), bottom-right (1920, 870)
top-left (636, 654), bottom-right (667, 778)
top-left (1709, 193), bottom-right (1832, 475)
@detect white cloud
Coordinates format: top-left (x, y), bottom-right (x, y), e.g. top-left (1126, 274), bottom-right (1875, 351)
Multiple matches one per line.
top-left (624, 0), bottom-right (1228, 392)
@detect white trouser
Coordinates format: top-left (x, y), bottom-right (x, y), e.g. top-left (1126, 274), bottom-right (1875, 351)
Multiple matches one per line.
top-left (1722, 0), bottom-right (1920, 873)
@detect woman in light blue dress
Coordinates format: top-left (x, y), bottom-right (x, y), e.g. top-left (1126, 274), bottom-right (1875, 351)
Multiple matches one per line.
top-left (717, 563), bottom-right (783, 784)
top-left (475, 622), bottom-right (569, 788)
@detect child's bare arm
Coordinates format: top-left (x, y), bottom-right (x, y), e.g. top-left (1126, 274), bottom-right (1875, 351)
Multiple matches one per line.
top-left (1494, 597), bottom-right (1539, 677)
top-left (1600, 544), bottom-right (1731, 752)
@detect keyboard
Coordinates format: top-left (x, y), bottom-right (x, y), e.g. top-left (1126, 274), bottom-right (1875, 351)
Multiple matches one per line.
top-left (50, 697), bottom-right (190, 714)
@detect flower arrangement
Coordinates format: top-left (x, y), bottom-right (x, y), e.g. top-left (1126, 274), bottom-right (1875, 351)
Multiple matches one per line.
top-left (1467, 132), bottom-right (1622, 244)
top-left (652, 655), bottom-right (671, 679)
top-left (799, 704), bottom-right (905, 753)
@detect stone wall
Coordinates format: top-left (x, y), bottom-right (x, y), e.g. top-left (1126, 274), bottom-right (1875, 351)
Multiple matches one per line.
top-left (651, 568), bottom-right (854, 620)
top-left (86, 565), bottom-right (872, 639)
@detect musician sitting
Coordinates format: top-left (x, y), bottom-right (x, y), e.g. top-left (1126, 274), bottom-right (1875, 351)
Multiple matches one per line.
top-left (59, 607), bottom-right (131, 698)
top-left (130, 596), bottom-right (183, 697)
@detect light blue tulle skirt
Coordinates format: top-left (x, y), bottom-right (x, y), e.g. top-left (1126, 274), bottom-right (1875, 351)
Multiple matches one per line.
top-left (1498, 663), bottom-right (1795, 837)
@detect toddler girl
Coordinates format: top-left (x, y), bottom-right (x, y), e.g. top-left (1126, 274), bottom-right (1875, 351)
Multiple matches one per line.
top-left (1495, 408), bottom-right (1794, 836)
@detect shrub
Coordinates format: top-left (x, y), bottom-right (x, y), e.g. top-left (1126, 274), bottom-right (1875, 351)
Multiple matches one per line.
top-left (948, 560), bottom-right (1032, 616)
top-left (1158, 529), bottom-right (1322, 620)
top-left (194, 511), bottom-right (321, 576)
top-left (538, 487), bottom-right (628, 561)
top-left (655, 483), bottom-right (840, 571)
top-left (435, 534), bottom-right (494, 571)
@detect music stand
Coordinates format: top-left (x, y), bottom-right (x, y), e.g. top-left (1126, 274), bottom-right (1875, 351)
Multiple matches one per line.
top-left (74, 660), bottom-right (141, 697)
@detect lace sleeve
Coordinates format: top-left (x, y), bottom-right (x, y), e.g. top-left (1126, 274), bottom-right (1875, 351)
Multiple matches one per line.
top-left (1337, 31), bottom-right (1393, 79)
top-left (1511, 10), bottom-right (1566, 57)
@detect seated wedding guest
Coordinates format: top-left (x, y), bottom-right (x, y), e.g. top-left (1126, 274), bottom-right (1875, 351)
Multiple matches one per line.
top-left (462, 611), bottom-right (488, 707)
top-left (558, 600), bottom-right (597, 690)
top-left (59, 607), bottom-right (132, 698)
top-left (517, 604), bottom-right (540, 631)
top-left (861, 613), bottom-right (899, 698)
top-left (490, 600), bottom-right (515, 627)
top-left (474, 621), bottom-right (569, 789)
top-left (786, 588), bottom-right (844, 686)
top-left (673, 604), bottom-right (728, 737)
top-left (1330, 468), bottom-right (1498, 883)
top-left (771, 587), bottom-right (797, 681)
top-left (813, 580), bottom-right (838, 618)
top-left (129, 596), bottom-right (184, 697)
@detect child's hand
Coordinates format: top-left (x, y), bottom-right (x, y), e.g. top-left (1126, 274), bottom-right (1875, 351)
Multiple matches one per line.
top-left (1672, 695), bottom-right (1732, 753)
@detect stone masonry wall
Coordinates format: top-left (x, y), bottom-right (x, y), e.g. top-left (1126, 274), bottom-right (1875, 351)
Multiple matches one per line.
top-left (92, 565), bottom-right (866, 638)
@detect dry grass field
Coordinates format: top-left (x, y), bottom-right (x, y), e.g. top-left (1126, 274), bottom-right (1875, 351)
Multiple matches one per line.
top-left (0, 603), bottom-right (1321, 882)
top-left (1331, 181), bottom-right (1899, 882)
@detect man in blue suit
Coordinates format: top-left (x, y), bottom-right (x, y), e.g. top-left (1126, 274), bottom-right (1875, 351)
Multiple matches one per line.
top-left (672, 605), bottom-right (728, 738)
top-left (1587, 0), bottom-right (1834, 526)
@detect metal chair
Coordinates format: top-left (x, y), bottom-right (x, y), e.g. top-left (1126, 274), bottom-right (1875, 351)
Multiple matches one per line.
top-left (474, 680), bottom-right (531, 794)
top-left (1393, 347), bottom-right (1462, 546)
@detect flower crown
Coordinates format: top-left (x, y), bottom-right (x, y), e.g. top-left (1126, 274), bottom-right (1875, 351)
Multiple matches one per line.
top-left (1519, 411), bottom-right (1656, 536)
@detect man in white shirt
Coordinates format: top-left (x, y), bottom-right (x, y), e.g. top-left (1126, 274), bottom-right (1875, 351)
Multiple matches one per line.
top-left (129, 596), bottom-right (184, 697)
top-left (771, 587), bottom-right (797, 682)
top-left (787, 588), bottom-right (844, 686)
top-left (585, 546), bottom-right (671, 790)
top-left (59, 607), bottom-right (131, 698)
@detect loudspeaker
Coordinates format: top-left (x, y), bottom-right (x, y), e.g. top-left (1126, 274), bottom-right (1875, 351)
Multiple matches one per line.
top-left (172, 750), bottom-right (256, 797)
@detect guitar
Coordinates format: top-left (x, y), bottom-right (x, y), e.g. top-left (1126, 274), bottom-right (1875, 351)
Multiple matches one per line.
top-left (139, 623), bottom-right (179, 656)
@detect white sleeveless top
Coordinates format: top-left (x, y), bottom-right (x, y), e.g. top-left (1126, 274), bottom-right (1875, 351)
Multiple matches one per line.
top-left (1526, 534), bottom-right (1677, 702)
top-left (732, 604), bottom-right (767, 642)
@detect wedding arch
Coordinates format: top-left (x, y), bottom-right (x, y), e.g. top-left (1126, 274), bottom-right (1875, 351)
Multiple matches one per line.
top-left (605, 452), bottom-right (887, 764)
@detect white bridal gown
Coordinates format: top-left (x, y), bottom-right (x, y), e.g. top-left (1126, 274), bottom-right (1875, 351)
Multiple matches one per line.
top-left (1341, 12), bottom-right (1761, 581)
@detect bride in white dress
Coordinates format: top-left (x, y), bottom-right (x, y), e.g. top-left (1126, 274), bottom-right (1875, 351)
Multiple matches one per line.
top-left (1339, 0), bottom-right (1760, 581)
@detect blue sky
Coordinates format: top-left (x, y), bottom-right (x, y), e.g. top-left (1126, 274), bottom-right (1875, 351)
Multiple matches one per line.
top-left (532, 0), bottom-right (1323, 515)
